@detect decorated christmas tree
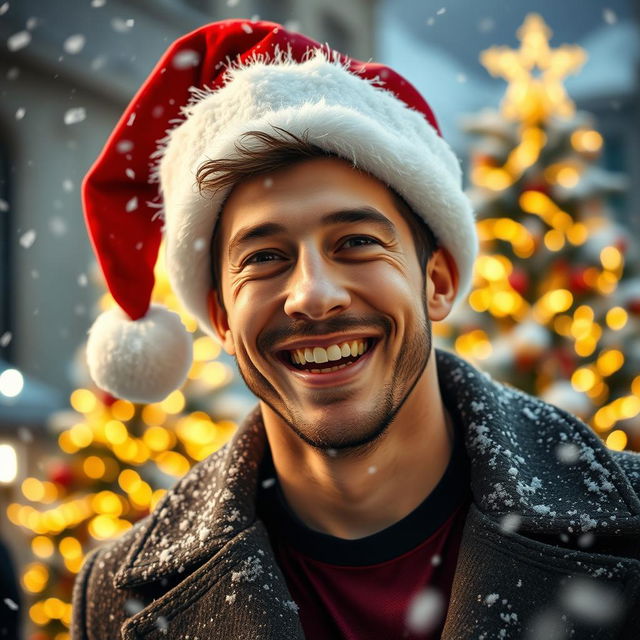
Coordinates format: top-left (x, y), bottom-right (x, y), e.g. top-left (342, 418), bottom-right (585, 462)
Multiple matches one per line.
top-left (442, 14), bottom-right (640, 452)
top-left (7, 249), bottom-right (248, 639)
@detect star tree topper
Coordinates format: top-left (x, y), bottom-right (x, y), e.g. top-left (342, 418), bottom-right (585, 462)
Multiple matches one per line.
top-left (481, 13), bottom-right (587, 125)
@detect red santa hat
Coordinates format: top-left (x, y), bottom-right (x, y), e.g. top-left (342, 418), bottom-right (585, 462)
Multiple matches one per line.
top-left (83, 19), bottom-right (477, 404)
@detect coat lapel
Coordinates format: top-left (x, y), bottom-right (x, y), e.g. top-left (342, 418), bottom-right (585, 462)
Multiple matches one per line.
top-left (437, 349), bottom-right (640, 536)
top-left (114, 405), bottom-right (305, 638)
top-left (437, 350), bottom-right (640, 639)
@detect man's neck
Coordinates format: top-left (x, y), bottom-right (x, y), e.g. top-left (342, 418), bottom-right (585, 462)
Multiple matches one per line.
top-left (259, 354), bottom-right (454, 540)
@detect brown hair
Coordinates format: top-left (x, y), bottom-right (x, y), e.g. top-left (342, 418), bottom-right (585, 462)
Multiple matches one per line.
top-left (196, 127), bottom-right (439, 311)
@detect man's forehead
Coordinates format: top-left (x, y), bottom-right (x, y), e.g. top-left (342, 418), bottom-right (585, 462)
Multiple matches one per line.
top-left (220, 159), bottom-right (398, 238)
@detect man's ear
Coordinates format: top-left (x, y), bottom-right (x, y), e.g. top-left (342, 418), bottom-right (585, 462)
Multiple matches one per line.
top-left (426, 246), bottom-right (459, 322)
top-left (207, 290), bottom-right (236, 356)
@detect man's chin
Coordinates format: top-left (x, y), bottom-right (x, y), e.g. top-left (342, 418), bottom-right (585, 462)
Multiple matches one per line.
top-left (282, 404), bottom-right (396, 453)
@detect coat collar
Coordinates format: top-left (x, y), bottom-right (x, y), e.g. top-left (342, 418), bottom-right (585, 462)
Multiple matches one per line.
top-left (114, 349), bottom-right (640, 589)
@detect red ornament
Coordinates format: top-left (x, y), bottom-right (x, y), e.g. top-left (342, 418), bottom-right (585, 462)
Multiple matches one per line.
top-left (472, 152), bottom-right (497, 167)
top-left (97, 389), bottom-right (118, 407)
top-left (568, 267), bottom-right (590, 294)
top-left (49, 462), bottom-right (74, 488)
top-left (521, 179), bottom-right (550, 196)
top-left (508, 269), bottom-right (529, 295)
top-left (514, 352), bottom-right (538, 372)
top-left (628, 299), bottom-right (640, 315)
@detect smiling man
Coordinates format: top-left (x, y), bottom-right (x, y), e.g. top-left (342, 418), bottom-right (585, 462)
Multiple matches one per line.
top-left (73, 19), bottom-right (640, 640)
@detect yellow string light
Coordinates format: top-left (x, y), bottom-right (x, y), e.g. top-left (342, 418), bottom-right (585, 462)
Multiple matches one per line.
top-left (606, 430), bottom-right (628, 451)
top-left (70, 389), bottom-right (97, 414)
top-left (571, 129), bottom-right (603, 153)
top-left (596, 349), bottom-right (625, 378)
top-left (606, 306), bottom-right (628, 330)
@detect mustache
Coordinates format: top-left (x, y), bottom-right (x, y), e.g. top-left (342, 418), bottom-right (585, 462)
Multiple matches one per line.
top-left (257, 314), bottom-right (392, 352)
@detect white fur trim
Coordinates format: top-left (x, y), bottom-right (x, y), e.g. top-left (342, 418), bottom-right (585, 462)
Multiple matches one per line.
top-left (160, 49), bottom-right (477, 341)
top-left (86, 304), bottom-right (192, 403)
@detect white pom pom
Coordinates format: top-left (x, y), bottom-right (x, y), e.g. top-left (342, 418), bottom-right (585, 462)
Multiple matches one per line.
top-left (86, 304), bottom-right (192, 403)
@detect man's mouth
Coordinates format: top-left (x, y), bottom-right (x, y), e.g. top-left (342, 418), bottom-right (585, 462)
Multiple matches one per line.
top-left (276, 338), bottom-right (377, 374)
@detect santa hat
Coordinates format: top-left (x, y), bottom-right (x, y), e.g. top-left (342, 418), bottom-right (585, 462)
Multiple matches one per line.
top-left (83, 19), bottom-right (477, 404)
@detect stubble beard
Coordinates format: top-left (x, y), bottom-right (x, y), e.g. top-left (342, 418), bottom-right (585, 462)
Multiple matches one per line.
top-left (232, 291), bottom-right (432, 457)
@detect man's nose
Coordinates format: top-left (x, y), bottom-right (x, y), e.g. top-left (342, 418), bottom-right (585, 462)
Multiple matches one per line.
top-left (283, 247), bottom-right (351, 320)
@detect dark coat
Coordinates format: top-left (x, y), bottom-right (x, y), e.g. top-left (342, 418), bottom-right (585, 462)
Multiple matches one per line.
top-left (71, 350), bottom-right (640, 639)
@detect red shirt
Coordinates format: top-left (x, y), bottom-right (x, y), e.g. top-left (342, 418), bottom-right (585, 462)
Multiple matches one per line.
top-left (257, 403), bottom-right (472, 640)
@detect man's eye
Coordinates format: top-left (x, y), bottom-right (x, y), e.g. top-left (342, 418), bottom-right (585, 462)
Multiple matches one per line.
top-left (342, 236), bottom-right (379, 248)
top-left (245, 251), bottom-right (282, 265)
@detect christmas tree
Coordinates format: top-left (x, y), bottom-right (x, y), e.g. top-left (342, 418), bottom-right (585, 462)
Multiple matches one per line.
top-left (442, 14), bottom-right (640, 452)
top-left (7, 249), bottom-right (248, 639)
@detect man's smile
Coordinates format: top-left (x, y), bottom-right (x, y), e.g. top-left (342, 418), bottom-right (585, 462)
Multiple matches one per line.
top-left (274, 337), bottom-right (380, 387)
top-left (277, 337), bottom-right (376, 369)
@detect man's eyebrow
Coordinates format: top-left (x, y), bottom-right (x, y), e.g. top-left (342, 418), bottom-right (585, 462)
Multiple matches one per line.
top-left (321, 208), bottom-right (397, 233)
top-left (227, 207), bottom-right (397, 260)
top-left (228, 222), bottom-right (286, 260)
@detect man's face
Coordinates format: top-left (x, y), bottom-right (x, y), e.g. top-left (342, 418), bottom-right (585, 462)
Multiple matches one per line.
top-left (211, 156), bottom-right (434, 452)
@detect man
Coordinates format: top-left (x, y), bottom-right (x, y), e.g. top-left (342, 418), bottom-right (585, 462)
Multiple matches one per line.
top-left (73, 20), bottom-right (640, 640)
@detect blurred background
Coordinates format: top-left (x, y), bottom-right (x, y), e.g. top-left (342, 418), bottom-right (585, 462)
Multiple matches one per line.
top-left (1, 0), bottom-right (639, 637)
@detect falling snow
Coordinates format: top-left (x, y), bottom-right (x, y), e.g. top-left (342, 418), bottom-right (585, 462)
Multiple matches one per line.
top-left (19, 229), bottom-right (36, 248)
top-left (559, 576), bottom-right (623, 624)
top-left (3, 598), bottom-right (18, 611)
top-left (499, 513), bottom-right (521, 534)
top-left (555, 442), bottom-right (580, 464)
top-left (112, 17), bottom-right (135, 33)
top-left (124, 598), bottom-right (144, 616)
top-left (173, 49), bottom-right (201, 69)
top-left (63, 34), bottom-right (86, 55)
top-left (7, 31), bottom-right (31, 52)
top-left (49, 217), bottom-right (67, 236)
top-left (405, 588), bottom-right (444, 634)
top-left (64, 107), bottom-right (86, 125)
top-left (117, 140), bottom-right (134, 153)
top-left (125, 196), bottom-right (138, 212)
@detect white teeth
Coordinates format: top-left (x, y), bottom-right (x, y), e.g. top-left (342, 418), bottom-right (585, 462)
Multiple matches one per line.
top-left (289, 339), bottom-right (370, 367)
top-left (327, 345), bottom-right (342, 361)
top-left (313, 347), bottom-right (328, 363)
